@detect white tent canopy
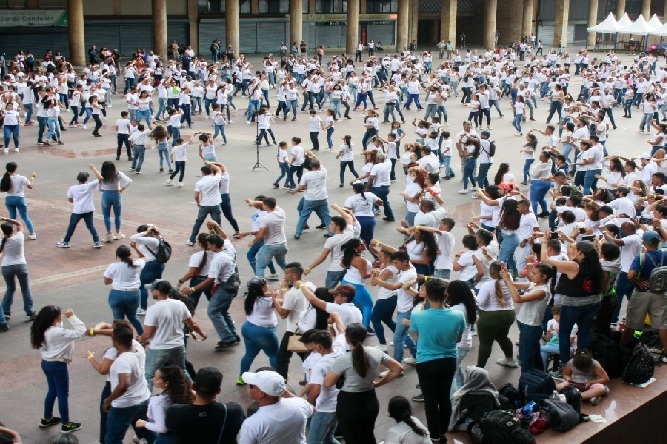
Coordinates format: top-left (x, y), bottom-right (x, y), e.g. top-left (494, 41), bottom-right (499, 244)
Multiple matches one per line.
top-left (617, 12), bottom-right (633, 30)
top-left (650, 22), bottom-right (667, 36)
top-left (619, 14), bottom-right (654, 35)
top-left (648, 14), bottom-right (663, 30)
top-left (587, 12), bottom-right (622, 33)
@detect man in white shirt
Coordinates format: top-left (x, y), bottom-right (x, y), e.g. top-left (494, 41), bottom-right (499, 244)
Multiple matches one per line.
top-left (516, 200), bottom-right (540, 276)
top-left (103, 324), bottom-right (151, 444)
top-left (137, 280), bottom-right (207, 391)
top-left (253, 197), bottom-right (288, 277)
top-left (187, 163), bottom-right (222, 246)
top-left (305, 209), bottom-right (354, 288)
top-left (129, 123), bottom-right (149, 173)
top-left (239, 370), bottom-right (313, 444)
top-left (56, 171), bottom-right (102, 249)
top-left (292, 158), bottom-right (333, 239)
top-left (367, 153), bottom-right (395, 221)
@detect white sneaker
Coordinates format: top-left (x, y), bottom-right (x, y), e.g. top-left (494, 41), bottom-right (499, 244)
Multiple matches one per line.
top-left (378, 344), bottom-right (388, 352)
top-left (3, 149), bottom-right (7, 155)
top-left (29, 233), bottom-right (37, 240)
top-left (496, 357), bottom-right (519, 368)
top-left (458, 189), bottom-right (468, 194)
top-left (166, 179), bottom-right (173, 185)
top-left (403, 357), bottom-right (417, 365)
top-left (266, 273), bottom-right (280, 281)
top-left (178, 182), bottom-right (184, 187)
top-left (13, 148), bottom-right (19, 153)
top-left (487, 126), bottom-right (493, 130)
top-left (389, 342), bottom-right (408, 348)
top-left (82, 125), bottom-right (87, 129)
top-left (471, 192), bottom-right (479, 199)
top-left (136, 308), bottom-right (147, 316)
top-left (132, 436), bottom-right (147, 444)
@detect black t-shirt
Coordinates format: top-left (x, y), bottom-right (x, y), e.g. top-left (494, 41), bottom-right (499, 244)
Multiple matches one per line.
top-left (166, 401), bottom-right (245, 444)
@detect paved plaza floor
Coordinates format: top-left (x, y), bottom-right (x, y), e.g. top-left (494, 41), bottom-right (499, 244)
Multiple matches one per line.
top-left (0, 51), bottom-right (649, 443)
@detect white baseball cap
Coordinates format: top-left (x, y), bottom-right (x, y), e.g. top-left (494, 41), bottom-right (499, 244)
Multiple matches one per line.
top-left (242, 371), bottom-right (286, 396)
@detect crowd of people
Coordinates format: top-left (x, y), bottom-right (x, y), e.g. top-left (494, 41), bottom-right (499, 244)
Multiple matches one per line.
top-left (0, 38), bottom-right (667, 444)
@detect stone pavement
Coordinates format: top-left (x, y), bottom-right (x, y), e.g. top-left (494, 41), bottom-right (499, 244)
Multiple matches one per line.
top-left (0, 51), bottom-right (647, 444)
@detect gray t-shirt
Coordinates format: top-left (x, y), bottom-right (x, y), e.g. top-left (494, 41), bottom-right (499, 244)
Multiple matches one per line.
top-left (330, 346), bottom-right (389, 392)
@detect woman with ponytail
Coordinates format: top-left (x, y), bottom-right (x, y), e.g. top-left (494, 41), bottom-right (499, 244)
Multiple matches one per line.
top-left (340, 238), bottom-right (375, 332)
top-left (384, 396), bottom-right (430, 444)
top-left (474, 261), bottom-right (518, 369)
top-left (344, 181), bottom-right (382, 249)
top-left (103, 245), bottom-right (145, 334)
top-left (0, 162), bottom-right (36, 239)
top-left (324, 323), bottom-right (403, 444)
top-left (89, 161), bottom-right (132, 242)
top-left (446, 281), bottom-right (477, 393)
top-left (175, 233), bottom-right (215, 309)
top-left (0, 216), bottom-right (36, 322)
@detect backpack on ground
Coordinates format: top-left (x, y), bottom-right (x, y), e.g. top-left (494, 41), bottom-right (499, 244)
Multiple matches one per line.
top-left (589, 334), bottom-right (624, 378)
top-left (542, 399), bottom-right (579, 432)
top-left (498, 383), bottom-right (522, 410)
top-left (561, 386), bottom-right (582, 413)
top-left (638, 251), bottom-right (667, 292)
top-left (469, 410), bottom-right (536, 444)
top-left (622, 343), bottom-right (655, 384)
top-left (519, 369), bottom-right (556, 404)
top-left (146, 237), bottom-right (172, 264)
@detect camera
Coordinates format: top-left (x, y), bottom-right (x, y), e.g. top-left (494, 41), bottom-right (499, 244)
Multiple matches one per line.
top-left (639, 216), bottom-right (654, 224)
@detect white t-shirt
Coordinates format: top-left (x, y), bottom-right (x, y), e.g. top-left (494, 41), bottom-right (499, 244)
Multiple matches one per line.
top-left (516, 283), bottom-right (550, 327)
top-left (282, 285), bottom-right (308, 333)
top-left (344, 192), bottom-right (378, 217)
top-left (67, 180), bottom-right (99, 214)
top-left (1, 232), bottom-right (25, 266)
top-left (434, 231), bottom-right (455, 270)
top-left (6, 175), bottom-right (30, 197)
top-left (104, 259), bottom-right (145, 290)
top-left (325, 302), bottom-right (363, 326)
top-left (109, 349), bottom-right (150, 408)
top-left (195, 174), bottom-right (223, 206)
top-left (475, 279), bottom-right (514, 311)
top-left (324, 226), bottom-right (354, 272)
top-left (396, 266), bottom-right (418, 313)
top-left (619, 233), bottom-right (642, 273)
top-left (259, 208), bottom-right (287, 245)
top-left (247, 296), bottom-right (278, 328)
top-left (370, 161), bottom-right (391, 186)
top-left (238, 397), bottom-right (313, 444)
top-left (383, 417), bottom-right (431, 444)
top-left (300, 169), bottom-right (328, 201)
top-left (310, 350), bottom-right (342, 413)
top-left (144, 299), bottom-right (191, 349)
top-left (290, 145), bottom-right (305, 166)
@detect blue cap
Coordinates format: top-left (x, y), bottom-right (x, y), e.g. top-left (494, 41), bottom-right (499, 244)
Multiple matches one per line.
top-left (643, 231), bottom-right (660, 243)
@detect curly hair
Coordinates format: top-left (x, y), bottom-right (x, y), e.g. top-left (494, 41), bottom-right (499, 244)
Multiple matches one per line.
top-left (498, 199), bottom-right (521, 231)
top-left (158, 365), bottom-right (193, 404)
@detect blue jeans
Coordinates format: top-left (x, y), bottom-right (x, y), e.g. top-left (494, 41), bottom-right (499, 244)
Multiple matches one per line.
top-left (463, 157), bottom-right (477, 190)
top-left (371, 295), bottom-right (397, 345)
top-left (2, 263), bottom-right (34, 316)
top-left (512, 113), bottom-right (523, 133)
top-left (145, 346), bottom-right (187, 393)
top-left (274, 161), bottom-right (290, 186)
top-left (499, 233), bottom-right (519, 276)
top-left (247, 240), bottom-right (276, 274)
top-left (371, 185), bottom-right (394, 219)
top-left (41, 360), bottom-right (70, 423)
top-left (357, 215), bottom-right (376, 248)
top-left (208, 285), bottom-right (238, 343)
top-left (640, 112), bottom-right (653, 131)
top-left (132, 145), bottom-right (146, 171)
top-left (434, 269), bottom-right (451, 279)
top-left (559, 302), bottom-right (601, 364)
top-left (180, 104), bottom-right (192, 127)
top-left (296, 199), bottom-right (332, 237)
top-left (342, 279), bottom-right (373, 329)
top-left (451, 347), bottom-right (470, 397)
top-left (562, 143), bottom-right (574, 163)
top-left (157, 142), bottom-right (172, 170)
top-left (23, 103), bottom-right (33, 123)
top-left (240, 321), bottom-right (279, 374)
top-left (255, 242), bottom-right (288, 277)
top-left (156, 98), bottom-right (167, 120)
top-left (136, 109), bottom-right (151, 126)
top-left (393, 311), bottom-right (417, 362)
top-left (108, 289), bottom-right (143, 335)
top-left (286, 165), bottom-right (303, 189)
top-left (326, 127), bottom-right (334, 149)
top-left (308, 411), bottom-right (340, 444)
top-left (101, 190), bottom-right (122, 233)
top-left (339, 161), bottom-right (359, 184)
top-left (477, 162), bottom-right (492, 188)
top-left (3, 124), bottom-right (19, 148)
top-left (517, 321), bottom-right (544, 372)
top-left (326, 270), bottom-right (346, 289)
top-left (541, 343), bottom-right (561, 370)
top-left (220, 193), bottom-right (240, 232)
top-left (5, 195), bottom-right (34, 234)
top-left (106, 401), bottom-right (148, 444)
top-left (139, 260), bottom-right (165, 310)
top-left (213, 124), bottom-right (227, 143)
top-left (530, 180), bottom-right (551, 214)
top-left (170, 160), bottom-right (186, 182)
top-left (63, 211), bottom-right (99, 243)
top-left (189, 205), bottom-right (222, 244)
top-left (523, 159), bottom-right (534, 182)
top-left (442, 156), bottom-right (453, 177)
top-left (583, 169), bottom-right (601, 196)
top-left (612, 271), bottom-right (634, 323)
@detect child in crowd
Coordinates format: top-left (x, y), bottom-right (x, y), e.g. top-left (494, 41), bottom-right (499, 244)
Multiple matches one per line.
top-left (540, 305), bottom-right (577, 370)
top-left (556, 350), bottom-right (610, 405)
top-left (309, 109), bottom-right (323, 151)
top-left (211, 104), bottom-right (228, 145)
top-left (273, 141), bottom-right (290, 189)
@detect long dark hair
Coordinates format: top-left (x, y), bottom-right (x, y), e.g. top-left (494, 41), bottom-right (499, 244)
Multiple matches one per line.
top-left (468, 140), bottom-right (481, 159)
top-left (352, 182), bottom-right (366, 200)
top-left (446, 280), bottom-right (477, 325)
top-left (498, 199), bottom-right (521, 230)
top-left (387, 396), bottom-right (428, 437)
top-left (313, 287), bottom-right (334, 330)
top-left (0, 161), bottom-right (17, 192)
top-left (494, 163), bottom-right (509, 185)
top-left (100, 161), bottom-right (118, 184)
top-left (116, 245), bottom-right (138, 268)
top-left (341, 238), bottom-right (362, 269)
top-left (30, 305), bottom-right (61, 349)
top-left (346, 323), bottom-right (370, 378)
top-left (416, 230), bottom-right (438, 265)
top-left (158, 365), bottom-right (194, 405)
top-left (576, 245), bottom-right (603, 295)
top-left (0, 223), bottom-right (13, 254)
top-left (244, 277), bottom-right (267, 315)
top-left (194, 233), bottom-right (210, 275)
top-left (488, 261), bottom-right (509, 308)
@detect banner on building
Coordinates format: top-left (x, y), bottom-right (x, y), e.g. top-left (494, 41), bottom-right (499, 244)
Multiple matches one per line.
top-left (0, 9), bottom-right (67, 27)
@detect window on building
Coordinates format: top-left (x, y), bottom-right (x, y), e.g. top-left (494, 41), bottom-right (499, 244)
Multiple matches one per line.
top-left (6, 0), bottom-right (25, 8)
top-left (259, 0), bottom-right (289, 14)
top-left (198, 0), bottom-right (251, 14)
top-left (303, 0), bottom-right (309, 13)
top-left (316, 0), bottom-right (347, 14)
top-left (38, 0), bottom-right (66, 8)
top-left (366, 0), bottom-right (398, 13)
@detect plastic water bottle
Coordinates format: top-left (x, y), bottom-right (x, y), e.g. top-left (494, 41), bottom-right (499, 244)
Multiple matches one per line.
top-left (551, 390), bottom-right (560, 400)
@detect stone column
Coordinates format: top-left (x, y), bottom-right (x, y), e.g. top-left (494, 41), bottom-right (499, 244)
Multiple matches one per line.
top-left (152, 0), bottom-right (168, 60)
top-left (67, 0), bottom-right (85, 66)
top-left (664, 0), bottom-right (667, 22)
top-left (484, 0), bottom-right (497, 49)
top-left (617, 0), bottom-right (626, 18)
top-left (409, 0), bottom-right (419, 46)
top-left (346, 0), bottom-right (360, 55)
top-left (187, 0), bottom-right (199, 54)
top-left (26, 0), bottom-right (38, 8)
top-left (522, 0), bottom-right (534, 39)
top-left (289, 0), bottom-right (302, 49)
top-left (226, 0), bottom-right (240, 54)
top-left (642, 0), bottom-right (651, 19)
top-left (396, 0), bottom-right (410, 52)
top-left (553, 0), bottom-right (570, 48)
top-left (587, 0), bottom-right (599, 47)
top-left (441, 0), bottom-right (457, 46)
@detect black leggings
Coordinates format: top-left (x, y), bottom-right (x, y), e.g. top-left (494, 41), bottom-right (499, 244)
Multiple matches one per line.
top-left (416, 357), bottom-right (457, 440)
top-left (170, 160), bottom-right (186, 181)
top-left (336, 389), bottom-right (379, 444)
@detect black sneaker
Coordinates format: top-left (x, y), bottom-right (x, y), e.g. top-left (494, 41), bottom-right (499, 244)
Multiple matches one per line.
top-left (412, 393), bottom-right (425, 402)
top-left (39, 417), bottom-right (61, 428)
top-left (0, 323), bottom-right (8, 332)
top-left (60, 422), bottom-right (81, 434)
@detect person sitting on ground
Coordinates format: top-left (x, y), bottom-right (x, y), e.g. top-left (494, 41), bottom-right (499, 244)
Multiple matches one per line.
top-left (555, 349), bottom-right (610, 405)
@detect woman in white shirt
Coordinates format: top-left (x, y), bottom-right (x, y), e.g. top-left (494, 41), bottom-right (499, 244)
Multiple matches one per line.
top-left (344, 182), bottom-right (382, 248)
top-left (0, 162), bottom-right (36, 238)
top-left (31, 306), bottom-right (88, 433)
top-left (340, 238), bottom-right (375, 332)
top-left (135, 90), bottom-right (153, 127)
top-left (529, 151), bottom-right (554, 217)
top-left (0, 216), bottom-right (35, 320)
top-left (383, 396), bottom-right (431, 444)
top-left (238, 277), bottom-right (279, 384)
top-left (90, 161), bottom-right (132, 242)
top-left (3, 101), bottom-right (22, 152)
top-left (255, 107), bottom-right (277, 146)
top-left (176, 233), bottom-right (217, 307)
top-left (103, 245), bottom-right (145, 334)
top-left (131, 225), bottom-right (165, 314)
top-left (446, 281), bottom-right (477, 392)
top-left (337, 135), bottom-right (360, 187)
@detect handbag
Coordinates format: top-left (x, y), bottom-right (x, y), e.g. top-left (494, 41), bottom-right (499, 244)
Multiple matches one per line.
top-left (287, 333), bottom-right (307, 353)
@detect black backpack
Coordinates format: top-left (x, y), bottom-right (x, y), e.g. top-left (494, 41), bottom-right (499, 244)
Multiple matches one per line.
top-left (590, 335), bottom-right (624, 378)
top-left (561, 386), bottom-right (582, 413)
top-left (489, 141), bottom-right (497, 156)
top-left (518, 369), bottom-right (556, 404)
top-left (622, 343), bottom-right (655, 384)
top-left (146, 238), bottom-right (172, 264)
top-left (542, 399), bottom-right (580, 432)
top-left (469, 410), bottom-right (536, 444)
top-left (498, 383), bottom-right (522, 410)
